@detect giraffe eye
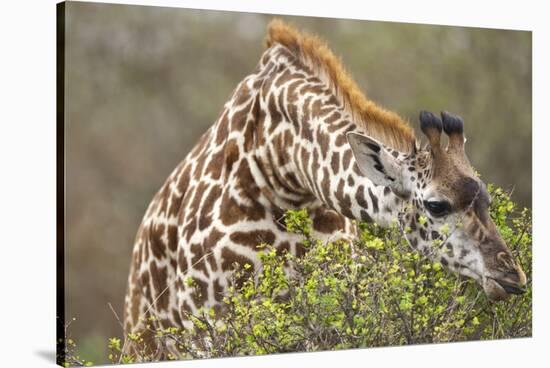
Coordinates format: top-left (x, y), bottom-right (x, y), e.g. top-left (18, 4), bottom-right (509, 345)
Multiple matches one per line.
top-left (424, 200), bottom-right (451, 217)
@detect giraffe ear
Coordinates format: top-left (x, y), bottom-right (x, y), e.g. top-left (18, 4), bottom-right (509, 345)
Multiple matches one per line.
top-left (347, 132), bottom-right (411, 197)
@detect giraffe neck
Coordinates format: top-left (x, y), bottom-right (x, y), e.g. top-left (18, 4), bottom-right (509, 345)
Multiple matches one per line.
top-left (253, 44), bottom-right (405, 227)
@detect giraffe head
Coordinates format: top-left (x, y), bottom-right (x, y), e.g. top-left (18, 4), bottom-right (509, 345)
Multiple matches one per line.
top-left (347, 111), bottom-right (526, 301)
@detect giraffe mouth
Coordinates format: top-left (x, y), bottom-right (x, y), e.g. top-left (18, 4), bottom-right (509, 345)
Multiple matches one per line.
top-left (483, 277), bottom-right (526, 301)
top-left (492, 278), bottom-right (526, 295)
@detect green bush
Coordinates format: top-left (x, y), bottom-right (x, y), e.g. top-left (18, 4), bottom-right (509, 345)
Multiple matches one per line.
top-left (57, 318), bottom-right (94, 367)
top-left (61, 184), bottom-right (532, 365)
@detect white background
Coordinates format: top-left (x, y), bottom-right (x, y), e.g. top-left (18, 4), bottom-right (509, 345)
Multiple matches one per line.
top-left (0, 0), bottom-right (548, 367)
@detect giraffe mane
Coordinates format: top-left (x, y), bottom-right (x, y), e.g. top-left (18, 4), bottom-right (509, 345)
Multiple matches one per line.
top-left (265, 19), bottom-right (416, 154)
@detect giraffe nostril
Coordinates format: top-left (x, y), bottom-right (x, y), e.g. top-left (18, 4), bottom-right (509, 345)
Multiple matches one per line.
top-left (494, 252), bottom-right (527, 287)
top-left (497, 251), bottom-right (515, 269)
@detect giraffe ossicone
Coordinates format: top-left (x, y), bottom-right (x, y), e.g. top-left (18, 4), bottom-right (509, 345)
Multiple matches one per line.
top-left (123, 19), bottom-right (526, 357)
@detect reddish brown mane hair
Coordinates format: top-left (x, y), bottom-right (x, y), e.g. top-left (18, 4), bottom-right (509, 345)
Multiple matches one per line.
top-left (265, 19), bottom-right (416, 153)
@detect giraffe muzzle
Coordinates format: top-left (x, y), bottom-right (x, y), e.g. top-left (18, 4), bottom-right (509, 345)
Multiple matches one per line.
top-left (483, 271), bottom-right (527, 301)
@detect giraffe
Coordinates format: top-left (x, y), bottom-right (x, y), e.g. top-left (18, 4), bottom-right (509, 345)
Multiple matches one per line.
top-left (122, 19), bottom-right (526, 358)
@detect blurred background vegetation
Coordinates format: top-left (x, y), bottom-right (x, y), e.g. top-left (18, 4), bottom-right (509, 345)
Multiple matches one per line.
top-left (64, 1), bottom-right (531, 363)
